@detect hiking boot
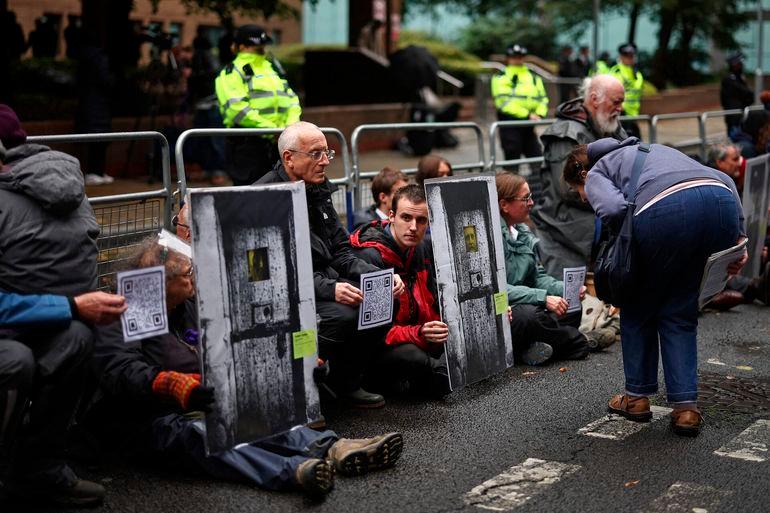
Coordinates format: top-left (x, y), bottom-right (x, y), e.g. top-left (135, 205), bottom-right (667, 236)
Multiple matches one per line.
top-left (671, 409), bottom-right (703, 437)
top-left (585, 328), bottom-right (618, 351)
top-left (341, 388), bottom-right (385, 409)
top-left (607, 394), bottom-right (652, 422)
top-left (327, 432), bottom-right (403, 476)
top-left (519, 342), bottom-right (553, 366)
top-left (295, 458), bottom-right (334, 497)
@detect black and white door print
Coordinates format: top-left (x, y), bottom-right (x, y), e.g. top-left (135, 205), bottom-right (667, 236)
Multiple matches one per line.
top-left (189, 182), bottom-right (321, 454)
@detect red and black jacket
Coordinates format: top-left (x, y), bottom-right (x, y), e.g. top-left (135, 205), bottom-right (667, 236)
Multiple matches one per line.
top-left (350, 220), bottom-right (442, 356)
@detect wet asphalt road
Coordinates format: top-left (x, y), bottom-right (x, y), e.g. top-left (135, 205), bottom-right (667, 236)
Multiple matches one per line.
top-left (7, 303), bottom-right (769, 513)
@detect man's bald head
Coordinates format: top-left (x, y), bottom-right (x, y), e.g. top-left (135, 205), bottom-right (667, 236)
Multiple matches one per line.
top-left (583, 74), bottom-right (625, 136)
top-left (278, 121), bottom-right (330, 185)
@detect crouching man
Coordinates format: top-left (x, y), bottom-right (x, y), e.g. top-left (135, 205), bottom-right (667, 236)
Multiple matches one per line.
top-left (351, 185), bottom-right (451, 398)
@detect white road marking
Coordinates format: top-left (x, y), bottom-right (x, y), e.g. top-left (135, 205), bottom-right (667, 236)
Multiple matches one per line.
top-left (464, 458), bottom-right (581, 511)
top-left (638, 482), bottom-right (731, 513)
top-left (578, 406), bottom-right (673, 440)
top-left (714, 419), bottom-right (770, 462)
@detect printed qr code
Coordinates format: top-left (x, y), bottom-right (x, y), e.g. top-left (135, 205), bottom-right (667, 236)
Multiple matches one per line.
top-left (119, 267), bottom-right (168, 340)
top-left (359, 272), bottom-right (393, 328)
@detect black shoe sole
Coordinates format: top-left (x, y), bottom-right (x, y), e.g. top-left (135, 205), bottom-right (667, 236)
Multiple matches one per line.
top-left (671, 423), bottom-right (701, 437)
top-left (608, 405), bottom-right (653, 422)
top-left (336, 433), bottom-right (403, 476)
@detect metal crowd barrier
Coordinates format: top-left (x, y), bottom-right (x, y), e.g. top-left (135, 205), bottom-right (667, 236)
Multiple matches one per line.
top-left (649, 112), bottom-right (702, 150)
top-left (487, 115), bottom-right (653, 173)
top-left (350, 122), bottom-right (486, 210)
top-left (174, 127), bottom-right (354, 221)
top-left (27, 131), bottom-right (174, 290)
top-left (698, 109), bottom-right (743, 161)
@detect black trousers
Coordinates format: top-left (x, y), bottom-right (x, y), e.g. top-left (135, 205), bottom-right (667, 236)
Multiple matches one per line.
top-left (0, 321), bottom-right (94, 487)
top-left (225, 135), bottom-right (278, 185)
top-left (368, 343), bottom-right (449, 397)
top-left (498, 124), bottom-right (543, 172)
top-left (315, 300), bottom-right (389, 394)
top-left (509, 304), bottom-right (589, 360)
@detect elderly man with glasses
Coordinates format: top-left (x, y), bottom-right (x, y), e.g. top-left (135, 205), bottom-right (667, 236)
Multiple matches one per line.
top-left (256, 122), bottom-right (405, 409)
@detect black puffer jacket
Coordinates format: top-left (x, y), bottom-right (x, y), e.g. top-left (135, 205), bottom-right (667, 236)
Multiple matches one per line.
top-left (256, 162), bottom-right (378, 300)
top-left (92, 300), bottom-right (200, 413)
top-left (0, 144), bottom-right (99, 295)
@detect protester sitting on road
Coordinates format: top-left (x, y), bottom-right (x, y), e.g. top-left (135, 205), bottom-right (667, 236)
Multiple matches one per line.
top-left (256, 121), bottom-right (405, 409)
top-left (86, 237), bottom-right (403, 498)
top-left (495, 172), bottom-right (593, 366)
top-left (352, 166), bottom-right (408, 229)
top-left (415, 154), bottom-right (452, 188)
top-left (351, 184), bottom-right (451, 398)
top-left (563, 137), bottom-right (747, 437)
top-left (0, 131), bottom-right (124, 507)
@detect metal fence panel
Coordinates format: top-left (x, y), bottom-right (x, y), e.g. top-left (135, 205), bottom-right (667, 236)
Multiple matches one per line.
top-left (26, 131), bottom-right (174, 290)
top-left (350, 122), bottom-right (486, 210)
top-left (174, 127), bottom-right (353, 220)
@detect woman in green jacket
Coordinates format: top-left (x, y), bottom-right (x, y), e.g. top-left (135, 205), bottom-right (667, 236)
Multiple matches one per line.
top-left (496, 172), bottom-right (590, 365)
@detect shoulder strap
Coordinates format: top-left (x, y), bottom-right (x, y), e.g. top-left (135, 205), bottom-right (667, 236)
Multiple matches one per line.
top-left (625, 142), bottom-right (651, 202)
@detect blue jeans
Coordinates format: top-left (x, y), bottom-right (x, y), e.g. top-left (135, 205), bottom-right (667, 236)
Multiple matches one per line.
top-left (621, 186), bottom-right (741, 403)
top-left (150, 414), bottom-right (337, 491)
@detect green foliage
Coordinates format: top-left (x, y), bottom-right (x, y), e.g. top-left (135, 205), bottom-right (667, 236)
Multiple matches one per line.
top-left (456, 15), bottom-right (558, 60)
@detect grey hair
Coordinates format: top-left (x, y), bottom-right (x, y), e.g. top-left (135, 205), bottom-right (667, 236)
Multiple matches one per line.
top-left (277, 121), bottom-right (322, 161)
top-left (583, 74), bottom-right (623, 103)
top-left (707, 142), bottom-right (737, 163)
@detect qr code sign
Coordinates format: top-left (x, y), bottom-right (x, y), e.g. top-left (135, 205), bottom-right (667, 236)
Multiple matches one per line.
top-left (358, 269), bottom-right (394, 330)
top-left (117, 266), bottom-right (169, 342)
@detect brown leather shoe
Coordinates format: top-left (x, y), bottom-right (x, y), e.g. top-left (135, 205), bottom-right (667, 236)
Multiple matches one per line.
top-left (705, 290), bottom-right (744, 311)
top-left (671, 409), bottom-right (703, 437)
top-left (607, 394), bottom-right (652, 422)
top-left (327, 432), bottom-right (403, 476)
top-left (295, 458), bottom-right (334, 497)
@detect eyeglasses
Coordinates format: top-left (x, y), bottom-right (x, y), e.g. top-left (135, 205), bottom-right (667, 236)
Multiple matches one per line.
top-left (509, 194), bottom-right (533, 203)
top-left (288, 148), bottom-right (335, 162)
top-left (172, 214), bottom-right (189, 230)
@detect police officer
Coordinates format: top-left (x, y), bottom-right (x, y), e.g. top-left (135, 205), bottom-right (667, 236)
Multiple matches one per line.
top-left (720, 51), bottom-right (754, 139)
top-left (609, 43), bottom-right (643, 138)
top-left (215, 24), bottom-right (301, 185)
top-left (491, 44), bottom-right (548, 171)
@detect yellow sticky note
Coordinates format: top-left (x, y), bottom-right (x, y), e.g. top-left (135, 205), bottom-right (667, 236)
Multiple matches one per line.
top-left (494, 292), bottom-right (508, 315)
top-left (292, 329), bottom-right (317, 360)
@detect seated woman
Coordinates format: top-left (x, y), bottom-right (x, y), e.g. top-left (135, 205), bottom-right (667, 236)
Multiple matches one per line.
top-left (496, 172), bottom-right (591, 365)
top-left (415, 154), bottom-right (452, 188)
top-left (85, 237), bottom-right (402, 497)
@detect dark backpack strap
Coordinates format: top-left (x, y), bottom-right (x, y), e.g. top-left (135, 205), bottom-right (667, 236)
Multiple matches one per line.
top-left (624, 142), bottom-right (651, 202)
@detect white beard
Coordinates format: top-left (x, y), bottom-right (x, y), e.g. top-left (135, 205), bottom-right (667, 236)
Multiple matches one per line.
top-left (595, 111), bottom-right (619, 136)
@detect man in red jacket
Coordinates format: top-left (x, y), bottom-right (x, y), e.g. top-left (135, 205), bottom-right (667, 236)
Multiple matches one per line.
top-left (351, 184), bottom-right (450, 397)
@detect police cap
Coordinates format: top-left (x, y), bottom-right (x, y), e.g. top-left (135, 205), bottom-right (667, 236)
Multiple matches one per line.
top-left (726, 51), bottom-right (745, 66)
top-left (618, 43), bottom-right (637, 56)
top-left (234, 24), bottom-right (273, 46)
top-left (506, 44), bottom-right (528, 56)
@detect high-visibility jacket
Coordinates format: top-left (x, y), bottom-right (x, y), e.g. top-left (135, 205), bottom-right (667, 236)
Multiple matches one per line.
top-left (491, 65), bottom-right (549, 119)
top-left (609, 62), bottom-right (643, 116)
top-left (215, 52), bottom-right (301, 129)
top-left (590, 60), bottom-right (611, 76)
